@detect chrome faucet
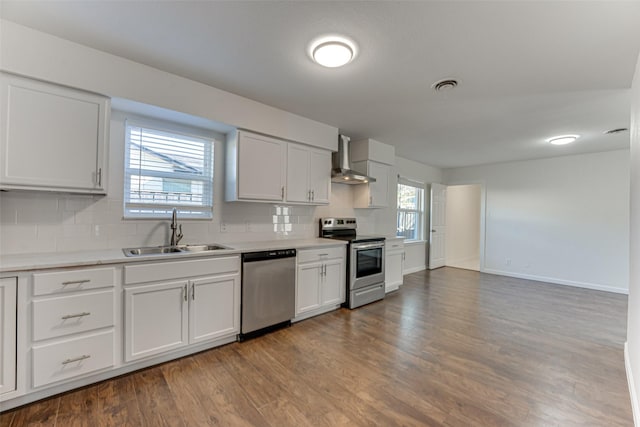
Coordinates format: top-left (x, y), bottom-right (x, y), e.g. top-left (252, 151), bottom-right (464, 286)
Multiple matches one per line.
top-left (170, 207), bottom-right (183, 246)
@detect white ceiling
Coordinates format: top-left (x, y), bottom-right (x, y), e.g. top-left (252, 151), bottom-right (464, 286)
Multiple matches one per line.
top-left (2, 1), bottom-right (640, 168)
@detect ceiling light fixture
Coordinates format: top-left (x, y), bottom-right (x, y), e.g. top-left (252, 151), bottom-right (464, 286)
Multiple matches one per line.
top-left (547, 135), bottom-right (580, 145)
top-left (309, 36), bottom-right (357, 68)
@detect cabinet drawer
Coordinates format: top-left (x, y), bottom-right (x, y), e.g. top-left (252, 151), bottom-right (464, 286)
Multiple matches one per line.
top-left (124, 256), bottom-right (240, 285)
top-left (297, 246), bottom-right (345, 264)
top-left (32, 330), bottom-right (114, 388)
top-left (33, 267), bottom-right (116, 296)
top-left (32, 290), bottom-right (114, 341)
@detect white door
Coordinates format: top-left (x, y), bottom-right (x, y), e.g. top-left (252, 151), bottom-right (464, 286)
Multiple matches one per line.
top-left (321, 259), bottom-right (345, 306)
top-left (309, 149), bottom-right (331, 204)
top-left (296, 263), bottom-right (322, 315)
top-left (368, 161), bottom-right (390, 207)
top-left (189, 274), bottom-right (240, 344)
top-left (429, 183), bottom-right (447, 269)
top-left (0, 278), bottom-right (16, 395)
top-left (124, 280), bottom-right (189, 362)
top-left (286, 143), bottom-right (310, 203)
top-left (237, 132), bottom-right (286, 201)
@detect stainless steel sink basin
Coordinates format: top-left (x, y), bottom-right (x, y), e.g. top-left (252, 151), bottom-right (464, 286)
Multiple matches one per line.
top-left (123, 243), bottom-right (231, 257)
top-left (181, 244), bottom-right (229, 252)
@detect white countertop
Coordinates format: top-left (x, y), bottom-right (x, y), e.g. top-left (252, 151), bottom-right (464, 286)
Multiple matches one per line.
top-left (0, 238), bottom-right (347, 273)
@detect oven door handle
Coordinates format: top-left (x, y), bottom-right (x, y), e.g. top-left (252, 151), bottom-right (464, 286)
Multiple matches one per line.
top-left (353, 243), bottom-right (385, 250)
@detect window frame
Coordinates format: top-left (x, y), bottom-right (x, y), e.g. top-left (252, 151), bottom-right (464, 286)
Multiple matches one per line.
top-left (396, 177), bottom-right (425, 241)
top-left (123, 118), bottom-right (215, 220)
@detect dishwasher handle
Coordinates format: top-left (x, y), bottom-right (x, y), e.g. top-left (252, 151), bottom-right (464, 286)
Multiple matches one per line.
top-left (242, 249), bottom-right (296, 262)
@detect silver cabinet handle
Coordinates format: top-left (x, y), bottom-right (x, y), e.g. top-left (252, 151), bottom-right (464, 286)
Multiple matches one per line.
top-left (183, 284), bottom-right (188, 302)
top-left (97, 168), bottom-right (102, 187)
top-left (62, 279), bottom-right (90, 286)
top-left (61, 312), bottom-right (91, 320)
top-left (62, 355), bottom-right (91, 365)
top-left (308, 190), bottom-right (311, 201)
top-left (318, 253), bottom-right (329, 257)
top-left (281, 186), bottom-right (285, 200)
top-left (191, 283), bottom-right (195, 300)
top-left (312, 190), bottom-right (315, 201)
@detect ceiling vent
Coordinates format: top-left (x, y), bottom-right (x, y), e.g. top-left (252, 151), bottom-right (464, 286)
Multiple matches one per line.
top-left (432, 78), bottom-right (459, 92)
top-left (604, 128), bottom-right (629, 135)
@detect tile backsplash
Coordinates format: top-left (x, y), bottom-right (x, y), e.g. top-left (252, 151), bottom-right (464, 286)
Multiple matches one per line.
top-left (0, 184), bottom-right (376, 256)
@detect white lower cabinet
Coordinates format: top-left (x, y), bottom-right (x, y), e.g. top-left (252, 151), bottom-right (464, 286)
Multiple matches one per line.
top-left (29, 266), bottom-right (117, 389)
top-left (295, 246), bottom-right (346, 321)
top-left (0, 277), bottom-right (17, 395)
top-left (123, 256), bottom-right (240, 362)
top-left (385, 239), bottom-right (405, 293)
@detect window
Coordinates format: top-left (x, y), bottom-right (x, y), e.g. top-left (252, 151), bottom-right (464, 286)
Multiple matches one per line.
top-left (397, 177), bottom-right (425, 241)
top-left (124, 121), bottom-right (214, 219)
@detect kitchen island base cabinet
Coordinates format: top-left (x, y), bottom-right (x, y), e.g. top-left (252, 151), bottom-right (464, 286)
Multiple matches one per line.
top-left (0, 277), bottom-right (17, 396)
top-left (294, 247), bottom-right (346, 322)
top-left (123, 256), bottom-right (240, 362)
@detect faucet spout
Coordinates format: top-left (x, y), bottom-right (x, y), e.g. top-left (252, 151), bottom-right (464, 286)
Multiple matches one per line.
top-left (170, 207), bottom-right (183, 246)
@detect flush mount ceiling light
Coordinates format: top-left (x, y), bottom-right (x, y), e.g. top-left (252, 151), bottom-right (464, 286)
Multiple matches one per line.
top-left (309, 36), bottom-right (357, 68)
top-left (547, 134), bottom-right (580, 145)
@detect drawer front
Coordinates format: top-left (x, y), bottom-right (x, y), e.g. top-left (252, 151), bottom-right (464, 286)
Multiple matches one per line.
top-left (32, 290), bottom-right (114, 341)
top-left (33, 267), bottom-right (116, 296)
top-left (297, 246), bottom-right (344, 264)
top-left (32, 330), bottom-right (114, 388)
top-left (124, 256), bottom-right (240, 285)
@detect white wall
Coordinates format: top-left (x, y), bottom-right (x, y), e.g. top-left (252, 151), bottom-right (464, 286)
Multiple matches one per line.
top-left (445, 184), bottom-right (481, 270)
top-left (445, 150), bottom-right (630, 293)
top-left (0, 20), bottom-right (337, 150)
top-left (626, 51), bottom-right (640, 424)
top-left (384, 157), bottom-right (443, 274)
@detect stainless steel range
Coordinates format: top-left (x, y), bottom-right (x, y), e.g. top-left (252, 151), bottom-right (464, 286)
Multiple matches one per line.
top-left (320, 218), bottom-right (386, 309)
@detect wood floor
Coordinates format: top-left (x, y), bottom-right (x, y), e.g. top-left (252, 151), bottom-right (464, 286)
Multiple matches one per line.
top-left (1, 267), bottom-right (632, 426)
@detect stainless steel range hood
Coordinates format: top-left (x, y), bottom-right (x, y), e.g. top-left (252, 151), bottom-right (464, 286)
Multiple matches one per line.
top-left (331, 135), bottom-right (376, 184)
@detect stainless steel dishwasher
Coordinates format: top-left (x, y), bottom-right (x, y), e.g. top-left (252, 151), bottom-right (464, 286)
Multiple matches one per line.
top-left (240, 249), bottom-right (296, 340)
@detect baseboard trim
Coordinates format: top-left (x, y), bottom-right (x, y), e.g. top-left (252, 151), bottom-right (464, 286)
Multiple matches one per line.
top-left (482, 268), bottom-right (628, 294)
top-left (403, 265), bottom-right (426, 275)
top-left (625, 342), bottom-right (639, 426)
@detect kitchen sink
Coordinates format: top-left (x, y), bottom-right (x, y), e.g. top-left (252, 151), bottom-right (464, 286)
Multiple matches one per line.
top-left (123, 243), bottom-right (231, 257)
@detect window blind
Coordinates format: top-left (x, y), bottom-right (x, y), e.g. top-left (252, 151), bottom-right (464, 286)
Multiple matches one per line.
top-left (124, 122), bottom-right (214, 219)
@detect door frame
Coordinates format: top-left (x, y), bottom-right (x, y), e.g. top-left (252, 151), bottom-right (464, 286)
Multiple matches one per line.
top-left (429, 180), bottom-right (487, 272)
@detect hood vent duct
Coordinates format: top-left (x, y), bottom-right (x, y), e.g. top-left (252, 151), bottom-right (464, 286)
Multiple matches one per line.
top-left (331, 135), bottom-right (376, 184)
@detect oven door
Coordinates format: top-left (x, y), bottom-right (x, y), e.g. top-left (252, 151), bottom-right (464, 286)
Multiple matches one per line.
top-left (350, 242), bottom-right (385, 290)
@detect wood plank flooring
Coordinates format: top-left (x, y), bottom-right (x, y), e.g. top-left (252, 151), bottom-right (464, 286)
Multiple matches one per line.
top-left (1, 267), bottom-right (632, 426)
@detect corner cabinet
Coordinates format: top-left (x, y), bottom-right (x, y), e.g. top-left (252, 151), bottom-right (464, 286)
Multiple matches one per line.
top-left (294, 246), bottom-right (346, 322)
top-left (352, 160), bottom-right (390, 208)
top-left (123, 256), bottom-right (240, 362)
top-left (385, 239), bottom-right (405, 293)
top-left (286, 143), bottom-right (331, 205)
top-left (0, 277), bottom-right (17, 396)
top-left (225, 130), bottom-right (287, 202)
top-left (0, 72), bottom-right (110, 194)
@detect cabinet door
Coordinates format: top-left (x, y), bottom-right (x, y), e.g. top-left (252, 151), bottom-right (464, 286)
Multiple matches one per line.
top-left (385, 250), bottom-right (404, 292)
top-left (296, 263), bottom-right (322, 315)
top-left (189, 274), bottom-right (240, 344)
top-left (309, 149), bottom-right (331, 204)
top-left (368, 161), bottom-right (390, 207)
top-left (0, 73), bottom-right (109, 193)
top-left (321, 259), bottom-right (345, 306)
top-left (237, 132), bottom-right (286, 201)
top-left (0, 278), bottom-right (17, 395)
top-left (286, 143), bottom-right (311, 203)
top-left (124, 280), bottom-right (189, 362)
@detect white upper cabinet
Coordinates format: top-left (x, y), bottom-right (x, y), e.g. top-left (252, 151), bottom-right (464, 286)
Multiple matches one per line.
top-left (286, 143), bottom-right (330, 205)
top-left (226, 130), bottom-right (287, 202)
top-left (226, 129), bottom-right (331, 205)
top-left (352, 160), bottom-right (390, 208)
top-left (0, 73), bottom-right (109, 194)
